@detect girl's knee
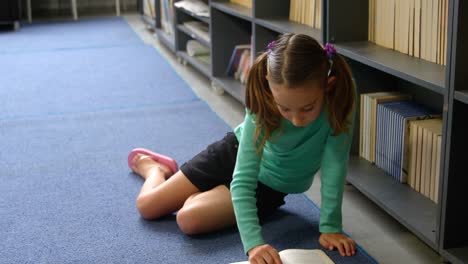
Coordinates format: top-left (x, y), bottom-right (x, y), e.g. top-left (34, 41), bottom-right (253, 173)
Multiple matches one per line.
top-left (176, 206), bottom-right (204, 235)
top-left (136, 194), bottom-right (162, 220)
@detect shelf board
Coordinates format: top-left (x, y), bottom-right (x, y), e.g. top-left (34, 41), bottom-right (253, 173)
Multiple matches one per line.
top-left (442, 247), bottom-right (468, 264)
top-left (177, 24), bottom-right (211, 48)
top-left (176, 6), bottom-right (210, 24)
top-left (155, 28), bottom-right (176, 52)
top-left (141, 14), bottom-right (156, 28)
top-left (454, 90), bottom-right (468, 105)
top-left (347, 156), bottom-right (438, 249)
top-left (335, 41), bottom-right (446, 95)
top-left (255, 18), bottom-right (322, 43)
top-left (212, 77), bottom-right (246, 104)
top-left (211, 2), bottom-right (253, 21)
top-left (177, 51), bottom-right (211, 78)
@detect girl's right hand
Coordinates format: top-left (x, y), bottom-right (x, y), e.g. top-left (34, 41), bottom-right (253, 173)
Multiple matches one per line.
top-left (248, 244), bottom-right (282, 264)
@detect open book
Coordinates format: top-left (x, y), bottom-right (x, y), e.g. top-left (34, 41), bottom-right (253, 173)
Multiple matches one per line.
top-left (230, 249), bottom-right (334, 264)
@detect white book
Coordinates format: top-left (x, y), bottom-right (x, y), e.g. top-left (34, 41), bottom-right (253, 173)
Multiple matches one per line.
top-left (230, 249), bottom-right (334, 264)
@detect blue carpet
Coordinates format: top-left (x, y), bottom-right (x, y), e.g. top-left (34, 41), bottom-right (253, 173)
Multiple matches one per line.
top-left (0, 45), bottom-right (197, 120)
top-left (0, 17), bottom-right (377, 263)
top-left (0, 17), bottom-right (142, 54)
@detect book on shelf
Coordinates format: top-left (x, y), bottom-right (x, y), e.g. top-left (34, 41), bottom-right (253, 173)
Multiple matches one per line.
top-left (289, 0), bottom-right (321, 29)
top-left (230, 249), bottom-right (334, 264)
top-left (194, 54), bottom-right (210, 65)
top-left (183, 21), bottom-right (210, 43)
top-left (225, 44), bottom-right (251, 78)
top-left (408, 118), bottom-right (442, 202)
top-left (229, 0), bottom-right (252, 8)
top-left (368, 0), bottom-right (449, 65)
top-left (186, 40), bottom-right (210, 56)
top-left (160, 0), bottom-right (174, 35)
top-left (375, 100), bottom-right (437, 183)
top-left (143, 0), bottom-right (155, 18)
top-left (359, 92), bottom-right (411, 163)
top-left (174, 0), bottom-right (209, 17)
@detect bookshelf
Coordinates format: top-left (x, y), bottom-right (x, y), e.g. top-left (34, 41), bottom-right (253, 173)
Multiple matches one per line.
top-left (141, 0), bottom-right (467, 262)
top-left (210, 1), bottom-right (252, 101)
top-left (154, 0), bottom-right (177, 52)
top-left (174, 0), bottom-right (211, 79)
top-left (439, 0), bottom-right (468, 263)
top-left (0, 0), bottom-right (20, 31)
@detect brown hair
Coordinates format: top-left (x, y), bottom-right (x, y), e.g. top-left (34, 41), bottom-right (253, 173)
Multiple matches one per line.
top-left (245, 33), bottom-right (355, 152)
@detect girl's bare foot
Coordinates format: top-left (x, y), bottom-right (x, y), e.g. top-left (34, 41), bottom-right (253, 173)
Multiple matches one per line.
top-left (130, 153), bottom-right (173, 180)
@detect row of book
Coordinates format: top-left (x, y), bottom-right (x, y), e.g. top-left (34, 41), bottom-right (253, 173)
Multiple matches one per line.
top-left (186, 39), bottom-right (210, 65)
top-left (289, 0), bottom-right (322, 29)
top-left (160, 0), bottom-right (175, 35)
top-left (174, 0), bottom-right (209, 17)
top-left (225, 44), bottom-right (252, 84)
top-left (368, 0), bottom-right (449, 65)
top-left (143, 0), bottom-right (155, 18)
top-left (229, 0), bottom-right (252, 8)
top-left (360, 92), bottom-right (442, 203)
top-left (182, 21), bottom-right (210, 44)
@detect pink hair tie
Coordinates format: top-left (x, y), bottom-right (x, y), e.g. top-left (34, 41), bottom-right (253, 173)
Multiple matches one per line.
top-left (324, 43), bottom-right (336, 59)
top-left (267, 41), bottom-right (276, 52)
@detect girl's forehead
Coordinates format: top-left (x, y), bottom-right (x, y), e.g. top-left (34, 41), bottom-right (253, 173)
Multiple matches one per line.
top-left (269, 81), bottom-right (324, 107)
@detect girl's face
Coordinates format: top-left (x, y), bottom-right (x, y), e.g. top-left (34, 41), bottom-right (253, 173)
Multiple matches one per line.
top-left (268, 78), bottom-right (325, 127)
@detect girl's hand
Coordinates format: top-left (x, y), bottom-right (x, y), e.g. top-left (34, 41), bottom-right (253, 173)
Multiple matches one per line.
top-left (248, 244), bottom-right (282, 264)
top-left (319, 233), bottom-right (356, 257)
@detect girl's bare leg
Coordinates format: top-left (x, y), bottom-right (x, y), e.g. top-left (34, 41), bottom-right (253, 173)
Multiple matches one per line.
top-left (176, 185), bottom-right (237, 235)
top-left (131, 154), bottom-right (200, 219)
top-left (131, 154), bottom-right (237, 234)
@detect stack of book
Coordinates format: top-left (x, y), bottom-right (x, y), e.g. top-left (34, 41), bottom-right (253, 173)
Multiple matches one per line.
top-left (183, 21), bottom-right (210, 44)
top-left (229, 0), bottom-right (252, 8)
top-left (143, 0), bottom-right (155, 18)
top-left (186, 40), bottom-right (210, 65)
top-left (359, 92), bottom-right (442, 203)
top-left (408, 118), bottom-right (443, 202)
top-left (368, 0), bottom-right (448, 65)
top-left (160, 0), bottom-right (175, 35)
top-left (289, 0), bottom-right (321, 29)
top-left (225, 44), bottom-right (252, 84)
top-left (174, 0), bottom-right (209, 17)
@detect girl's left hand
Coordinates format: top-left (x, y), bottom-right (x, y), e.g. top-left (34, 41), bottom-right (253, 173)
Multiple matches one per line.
top-left (319, 233), bottom-right (356, 257)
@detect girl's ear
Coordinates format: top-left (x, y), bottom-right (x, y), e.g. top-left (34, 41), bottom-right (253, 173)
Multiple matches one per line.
top-left (326, 76), bottom-right (337, 92)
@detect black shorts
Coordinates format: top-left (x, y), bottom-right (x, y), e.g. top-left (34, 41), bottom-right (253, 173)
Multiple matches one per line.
top-left (180, 132), bottom-right (287, 220)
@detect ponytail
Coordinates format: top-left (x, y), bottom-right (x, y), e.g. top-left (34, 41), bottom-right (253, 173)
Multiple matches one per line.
top-left (245, 52), bottom-right (281, 154)
top-left (325, 53), bottom-right (355, 136)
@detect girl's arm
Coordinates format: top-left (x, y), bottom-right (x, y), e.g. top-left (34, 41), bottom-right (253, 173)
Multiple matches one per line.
top-left (230, 111), bottom-right (264, 254)
top-left (319, 118), bottom-right (354, 234)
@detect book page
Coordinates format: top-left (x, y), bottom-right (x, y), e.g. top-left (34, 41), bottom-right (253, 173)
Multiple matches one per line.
top-left (280, 249), bottom-right (334, 264)
top-left (229, 249), bottom-right (334, 264)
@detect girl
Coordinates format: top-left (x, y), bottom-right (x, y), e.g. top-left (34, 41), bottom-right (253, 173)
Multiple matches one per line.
top-left (128, 33), bottom-right (356, 264)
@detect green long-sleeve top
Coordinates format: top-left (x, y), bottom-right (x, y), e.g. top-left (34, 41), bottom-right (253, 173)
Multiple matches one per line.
top-left (230, 107), bottom-right (354, 254)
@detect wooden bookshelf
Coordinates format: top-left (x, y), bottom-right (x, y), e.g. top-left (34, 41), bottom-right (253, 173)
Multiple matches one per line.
top-left (347, 156), bottom-right (438, 249)
top-left (141, 14), bottom-right (156, 28)
top-left (212, 77), bottom-right (245, 104)
top-left (177, 24), bottom-right (210, 47)
top-left (155, 28), bottom-right (176, 51)
top-left (255, 18), bottom-right (322, 43)
top-left (177, 50), bottom-right (211, 78)
top-left (153, 0), bottom-right (177, 52)
top-left (454, 90), bottom-right (468, 105)
top-left (173, 0), bottom-right (211, 78)
top-left (210, 1), bottom-right (253, 21)
top-left (334, 41), bottom-right (446, 94)
top-left (439, 0), bottom-right (468, 262)
top-left (176, 4), bottom-right (210, 24)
